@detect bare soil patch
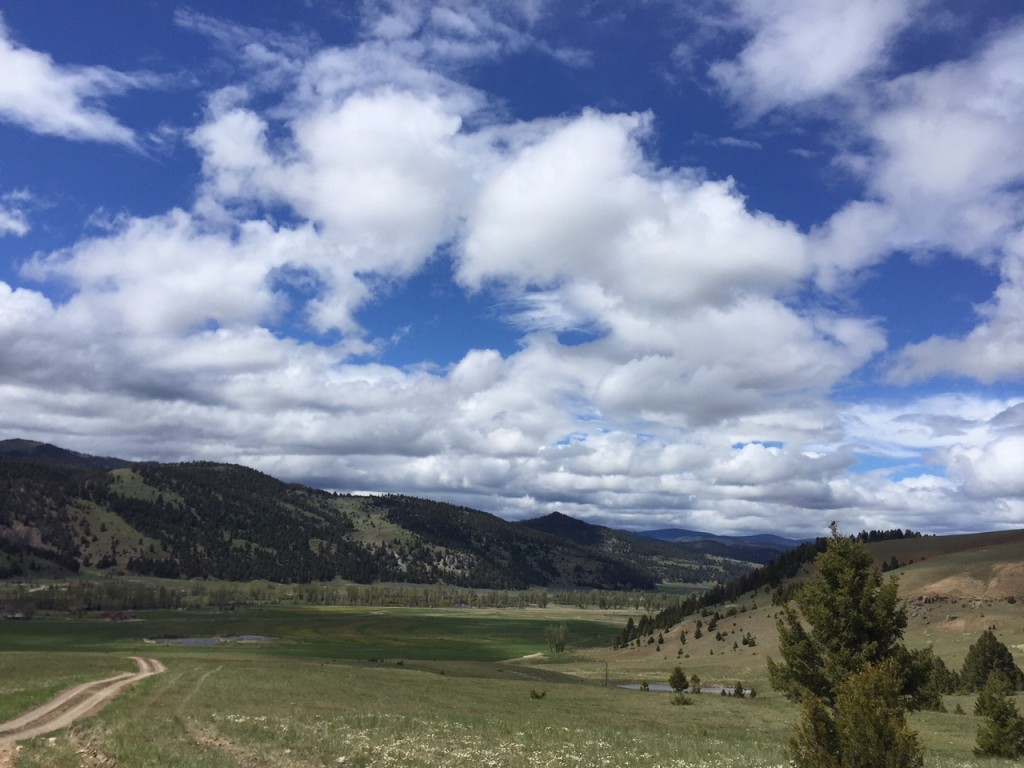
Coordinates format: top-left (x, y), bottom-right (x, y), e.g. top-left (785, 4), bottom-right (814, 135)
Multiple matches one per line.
top-left (0, 657), bottom-right (164, 746)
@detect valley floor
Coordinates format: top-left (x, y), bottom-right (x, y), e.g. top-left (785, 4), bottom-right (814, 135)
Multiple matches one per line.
top-left (0, 598), bottom-right (1020, 767)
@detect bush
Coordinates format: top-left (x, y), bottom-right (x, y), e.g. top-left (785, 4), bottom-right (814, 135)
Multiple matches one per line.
top-left (960, 629), bottom-right (1024, 692)
top-left (974, 672), bottom-right (1024, 758)
top-left (668, 666), bottom-right (689, 693)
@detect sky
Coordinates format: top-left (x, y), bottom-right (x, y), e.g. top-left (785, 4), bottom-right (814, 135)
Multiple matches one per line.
top-left (1, 1), bottom-right (1023, 538)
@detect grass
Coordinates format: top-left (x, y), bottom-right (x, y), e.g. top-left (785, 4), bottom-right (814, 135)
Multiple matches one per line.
top-left (4, 536), bottom-right (1024, 768)
top-left (10, 650), bottom-right (1021, 768)
top-left (12, 655), bottom-right (795, 768)
top-left (0, 652), bottom-right (136, 723)
top-left (0, 606), bottom-right (621, 662)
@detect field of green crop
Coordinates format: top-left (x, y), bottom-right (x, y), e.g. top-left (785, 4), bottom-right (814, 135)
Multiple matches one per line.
top-left (1, 602), bottom-right (1021, 767)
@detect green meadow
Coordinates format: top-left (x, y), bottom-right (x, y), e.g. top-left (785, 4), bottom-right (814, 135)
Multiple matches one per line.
top-left (2, 603), bottom-right (1021, 767)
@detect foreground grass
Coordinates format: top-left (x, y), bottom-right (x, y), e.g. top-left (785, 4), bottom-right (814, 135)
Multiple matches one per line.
top-left (0, 652), bottom-right (136, 723)
top-left (12, 655), bottom-right (1019, 768)
top-left (14, 656), bottom-right (792, 768)
top-left (3, 605), bottom-right (1021, 767)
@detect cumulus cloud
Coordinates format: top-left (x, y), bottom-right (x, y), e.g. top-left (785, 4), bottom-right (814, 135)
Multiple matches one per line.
top-left (814, 23), bottom-right (1024, 284)
top-left (1, 16), bottom-right (885, 537)
top-left (708, 0), bottom-right (920, 117)
top-left (0, 12), bottom-right (153, 145)
top-left (2, 5), bottom-right (1023, 538)
top-left (804, 23), bottom-right (1024, 387)
top-left (947, 435), bottom-right (1024, 499)
top-left (461, 110), bottom-right (810, 308)
top-left (890, 238), bottom-right (1024, 383)
top-left (187, 54), bottom-right (486, 334)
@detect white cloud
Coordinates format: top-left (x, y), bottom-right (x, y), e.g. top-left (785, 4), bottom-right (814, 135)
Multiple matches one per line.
top-left (3, 5), bottom-right (1023, 539)
top-left (805, 24), bottom-right (1024, 385)
top-left (359, 0), bottom-right (569, 64)
top-left (890, 240), bottom-right (1024, 383)
top-left (24, 210), bottom-right (290, 337)
top-left (708, 0), bottom-right (920, 117)
top-left (0, 12), bottom-right (150, 145)
top-left (174, 8), bottom-right (314, 91)
top-left (187, 46), bottom-right (494, 334)
top-left (461, 110), bottom-right (810, 309)
top-left (0, 190), bottom-right (30, 236)
top-left (947, 435), bottom-right (1024, 499)
top-left (815, 24), bottom-right (1024, 283)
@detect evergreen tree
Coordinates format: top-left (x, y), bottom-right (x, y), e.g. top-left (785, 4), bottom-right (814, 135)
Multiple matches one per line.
top-left (829, 661), bottom-right (922, 768)
top-left (960, 628), bottom-right (1024, 692)
top-left (974, 671), bottom-right (1024, 758)
top-left (768, 525), bottom-right (922, 768)
top-left (668, 666), bottom-right (689, 693)
top-left (975, 670), bottom-right (1014, 718)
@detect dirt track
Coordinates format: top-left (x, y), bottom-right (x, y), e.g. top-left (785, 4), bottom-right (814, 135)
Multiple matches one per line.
top-left (0, 657), bottom-right (165, 746)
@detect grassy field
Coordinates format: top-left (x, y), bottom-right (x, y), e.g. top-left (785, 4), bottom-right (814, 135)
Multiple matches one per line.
top-left (1, 597), bottom-right (1021, 767)
top-left (0, 606), bottom-right (622, 661)
top-left (0, 652), bottom-right (137, 723)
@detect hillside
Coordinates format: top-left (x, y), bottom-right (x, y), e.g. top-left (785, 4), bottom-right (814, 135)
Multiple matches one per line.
top-left (595, 528), bottom-right (1024, 694)
top-left (867, 529), bottom-right (1024, 601)
top-left (0, 440), bottom-right (767, 590)
top-left (520, 511), bottom-right (770, 583)
top-left (638, 526), bottom-right (803, 560)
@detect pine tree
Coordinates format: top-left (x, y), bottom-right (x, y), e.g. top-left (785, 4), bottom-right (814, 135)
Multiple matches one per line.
top-left (668, 666), bottom-right (689, 693)
top-left (769, 525), bottom-right (922, 768)
top-left (832, 661), bottom-right (922, 768)
top-left (974, 671), bottom-right (1024, 758)
top-left (960, 628), bottom-right (1024, 692)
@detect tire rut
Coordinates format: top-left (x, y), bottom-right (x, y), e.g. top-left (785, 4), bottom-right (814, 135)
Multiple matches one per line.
top-left (0, 657), bottom-right (165, 745)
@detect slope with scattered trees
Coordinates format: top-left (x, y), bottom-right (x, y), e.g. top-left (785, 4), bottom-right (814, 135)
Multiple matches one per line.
top-left (0, 440), bottom-right (765, 590)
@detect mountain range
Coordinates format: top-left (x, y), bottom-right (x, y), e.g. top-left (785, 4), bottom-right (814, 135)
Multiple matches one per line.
top-left (0, 439), bottom-right (798, 589)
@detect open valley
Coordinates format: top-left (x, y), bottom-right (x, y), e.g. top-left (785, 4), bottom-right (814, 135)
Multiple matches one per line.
top-left (2, 534), bottom-right (1023, 768)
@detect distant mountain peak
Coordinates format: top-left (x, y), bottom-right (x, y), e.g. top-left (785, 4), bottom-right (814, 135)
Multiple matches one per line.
top-left (519, 511), bottom-right (604, 546)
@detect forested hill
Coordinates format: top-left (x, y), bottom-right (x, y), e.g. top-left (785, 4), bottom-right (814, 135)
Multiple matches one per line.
top-left (0, 440), bottom-right (766, 589)
top-left (519, 511), bottom-right (775, 582)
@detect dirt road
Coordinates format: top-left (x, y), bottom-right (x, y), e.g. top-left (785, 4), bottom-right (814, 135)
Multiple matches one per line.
top-left (0, 657), bottom-right (165, 746)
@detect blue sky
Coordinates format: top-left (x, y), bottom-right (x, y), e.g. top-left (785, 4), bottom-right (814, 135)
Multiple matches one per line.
top-left (2, 1), bottom-right (1023, 537)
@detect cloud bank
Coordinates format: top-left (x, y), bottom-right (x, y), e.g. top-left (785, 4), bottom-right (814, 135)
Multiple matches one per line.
top-left (1, 2), bottom-right (1023, 536)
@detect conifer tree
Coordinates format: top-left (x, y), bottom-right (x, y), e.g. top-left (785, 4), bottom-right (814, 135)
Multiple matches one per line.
top-left (669, 666), bottom-right (689, 693)
top-left (768, 525), bottom-right (922, 768)
top-left (960, 628), bottom-right (1024, 692)
top-left (974, 671), bottom-right (1024, 758)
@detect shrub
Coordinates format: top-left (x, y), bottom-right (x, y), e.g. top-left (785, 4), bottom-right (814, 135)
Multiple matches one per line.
top-left (668, 666), bottom-right (689, 693)
top-left (974, 672), bottom-right (1024, 758)
top-left (960, 629), bottom-right (1024, 692)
